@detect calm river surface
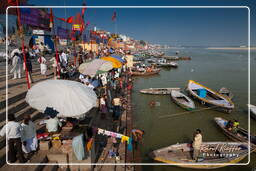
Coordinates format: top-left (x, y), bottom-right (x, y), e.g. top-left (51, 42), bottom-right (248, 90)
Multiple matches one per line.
top-left (132, 48), bottom-right (256, 171)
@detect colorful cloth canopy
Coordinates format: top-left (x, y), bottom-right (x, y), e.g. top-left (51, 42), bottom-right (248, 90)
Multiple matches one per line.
top-left (101, 56), bottom-right (122, 68)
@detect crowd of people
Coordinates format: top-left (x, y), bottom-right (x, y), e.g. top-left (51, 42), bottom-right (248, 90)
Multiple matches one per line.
top-left (2, 40), bottom-right (148, 163)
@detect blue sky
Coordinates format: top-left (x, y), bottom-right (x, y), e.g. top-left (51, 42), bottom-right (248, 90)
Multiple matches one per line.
top-left (26, 0), bottom-right (255, 46)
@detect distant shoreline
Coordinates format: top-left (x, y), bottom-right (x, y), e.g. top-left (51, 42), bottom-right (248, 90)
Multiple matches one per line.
top-left (206, 47), bottom-right (256, 50)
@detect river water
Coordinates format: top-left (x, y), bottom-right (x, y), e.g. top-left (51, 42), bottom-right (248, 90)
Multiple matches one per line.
top-left (132, 48), bottom-right (256, 170)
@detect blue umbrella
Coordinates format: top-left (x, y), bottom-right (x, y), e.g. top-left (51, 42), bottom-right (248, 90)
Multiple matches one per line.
top-left (111, 55), bottom-right (125, 63)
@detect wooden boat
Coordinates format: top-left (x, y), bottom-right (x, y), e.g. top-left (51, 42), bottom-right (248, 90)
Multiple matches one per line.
top-left (248, 104), bottom-right (256, 120)
top-left (131, 69), bottom-right (161, 76)
top-left (179, 56), bottom-right (192, 60)
top-left (150, 142), bottom-right (249, 169)
top-left (162, 56), bottom-right (179, 60)
top-left (140, 88), bottom-right (180, 95)
top-left (214, 117), bottom-right (256, 150)
top-left (186, 80), bottom-right (234, 113)
top-left (171, 90), bottom-right (195, 110)
top-left (157, 62), bottom-right (178, 68)
top-left (218, 87), bottom-right (234, 99)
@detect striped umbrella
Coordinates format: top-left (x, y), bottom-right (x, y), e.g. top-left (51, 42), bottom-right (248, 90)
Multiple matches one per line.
top-left (101, 56), bottom-right (122, 68)
top-left (110, 55), bottom-right (125, 63)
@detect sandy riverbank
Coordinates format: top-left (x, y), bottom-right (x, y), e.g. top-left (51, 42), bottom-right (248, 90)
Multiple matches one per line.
top-left (206, 47), bottom-right (256, 50)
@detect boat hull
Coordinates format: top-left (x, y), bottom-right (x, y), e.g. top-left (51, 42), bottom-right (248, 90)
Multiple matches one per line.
top-left (214, 117), bottom-right (256, 150)
top-left (131, 69), bottom-right (161, 76)
top-left (186, 80), bottom-right (234, 113)
top-left (248, 104), bottom-right (256, 120)
top-left (150, 142), bottom-right (249, 169)
top-left (152, 155), bottom-right (247, 169)
top-left (187, 91), bottom-right (232, 113)
top-left (170, 92), bottom-right (195, 111)
top-left (140, 88), bottom-right (180, 95)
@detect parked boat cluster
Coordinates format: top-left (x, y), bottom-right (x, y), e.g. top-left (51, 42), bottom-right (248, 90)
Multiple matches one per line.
top-left (132, 50), bottom-right (255, 169)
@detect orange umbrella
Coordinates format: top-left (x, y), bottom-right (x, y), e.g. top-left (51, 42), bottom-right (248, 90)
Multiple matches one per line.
top-left (101, 56), bottom-right (122, 68)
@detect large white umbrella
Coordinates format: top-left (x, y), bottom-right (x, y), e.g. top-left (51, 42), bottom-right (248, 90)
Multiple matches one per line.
top-left (25, 80), bottom-right (97, 118)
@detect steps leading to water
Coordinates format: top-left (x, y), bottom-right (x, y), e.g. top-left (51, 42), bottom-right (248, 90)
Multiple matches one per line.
top-left (0, 57), bottom-right (58, 169)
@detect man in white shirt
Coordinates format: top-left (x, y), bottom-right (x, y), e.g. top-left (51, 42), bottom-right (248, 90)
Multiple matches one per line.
top-left (0, 114), bottom-right (26, 163)
top-left (21, 115), bottom-right (38, 154)
top-left (60, 51), bottom-right (68, 68)
top-left (100, 74), bottom-right (107, 86)
top-left (45, 115), bottom-right (62, 133)
top-left (192, 129), bottom-right (203, 161)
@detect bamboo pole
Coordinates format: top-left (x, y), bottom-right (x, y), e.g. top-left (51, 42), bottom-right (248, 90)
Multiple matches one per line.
top-left (53, 36), bottom-right (60, 78)
top-left (51, 9), bottom-right (60, 78)
top-left (16, 0), bottom-right (30, 89)
top-left (73, 40), bottom-right (77, 66)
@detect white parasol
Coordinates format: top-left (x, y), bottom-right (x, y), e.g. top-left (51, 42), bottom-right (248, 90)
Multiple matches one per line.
top-left (25, 80), bottom-right (97, 118)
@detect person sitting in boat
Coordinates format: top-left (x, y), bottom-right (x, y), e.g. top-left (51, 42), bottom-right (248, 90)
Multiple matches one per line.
top-left (232, 120), bottom-right (239, 133)
top-left (225, 120), bottom-right (233, 131)
top-left (192, 129), bottom-right (202, 161)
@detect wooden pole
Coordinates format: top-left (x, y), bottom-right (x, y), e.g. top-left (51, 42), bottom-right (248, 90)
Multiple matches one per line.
top-left (16, 0), bottom-right (30, 89)
top-left (51, 9), bottom-right (60, 78)
top-left (54, 36), bottom-right (60, 78)
top-left (73, 40), bottom-right (77, 66)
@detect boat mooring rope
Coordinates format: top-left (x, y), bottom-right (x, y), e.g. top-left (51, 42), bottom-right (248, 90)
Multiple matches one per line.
top-left (158, 106), bottom-right (219, 119)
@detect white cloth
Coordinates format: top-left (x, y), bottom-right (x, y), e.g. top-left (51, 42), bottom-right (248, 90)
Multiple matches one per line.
top-left (100, 98), bottom-right (106, 105)
top-left (45, 118), bottom-right (62, 133)
top-left (60, 52), bottom-right (68, 67)
top-left (85, 83), bottom-right (94, 89)
top-left (0, 121), bottom-right (22, 139)
top-left (101, 75), bottom-right (107, 86)
top-left (50, 57), bottom-right (57, 67)
top-left (40, 64), bottom-right (47, 75)
top-left (193, 133), bottom-right (202, 149)
top-left (79, 74), bottom-right (85, 82)
top-left (38, 57), bottom-right (47, 75)
top-left (22, 136), bottom-right (38, 153)
top-left (10, 55), bottom-right (22, 79)
top-left (113, 98), bottom-right (121, 106)
top-left (10, 48), bottom-right (20, 59)
top-left (21, 121), bottom-right (36, 141)
top-left (114, 72), bottom-right (120, 78)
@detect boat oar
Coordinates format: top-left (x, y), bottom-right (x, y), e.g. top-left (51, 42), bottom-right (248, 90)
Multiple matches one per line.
top-left (158, 106), bottom-right (219, 119)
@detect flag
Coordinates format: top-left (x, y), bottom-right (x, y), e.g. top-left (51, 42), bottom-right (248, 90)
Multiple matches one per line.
top-left (57, 17), bottom-right (66, 22)
top-left (112, 11), bottom-right (116, 21)
top-left (49, 8), bottom-right (54, 28)
top-left (73, 13), bottom-right (84, 33)
top-left (7, 0), bottom-right (17, 5)
top-left (66, 16), bottom-right (73, 23)
top-left (56, 16), bottom-right (73, 23)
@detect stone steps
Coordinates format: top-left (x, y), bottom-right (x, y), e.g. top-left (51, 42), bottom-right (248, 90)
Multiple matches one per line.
top-left (0, 150), bottom-right (49, 171)
top-left (0, 72), bottom-right (53, 110)
top-left (42, 163), bottom-right (59, 171)
top-left (0, 117), bottom-right (46, 168)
